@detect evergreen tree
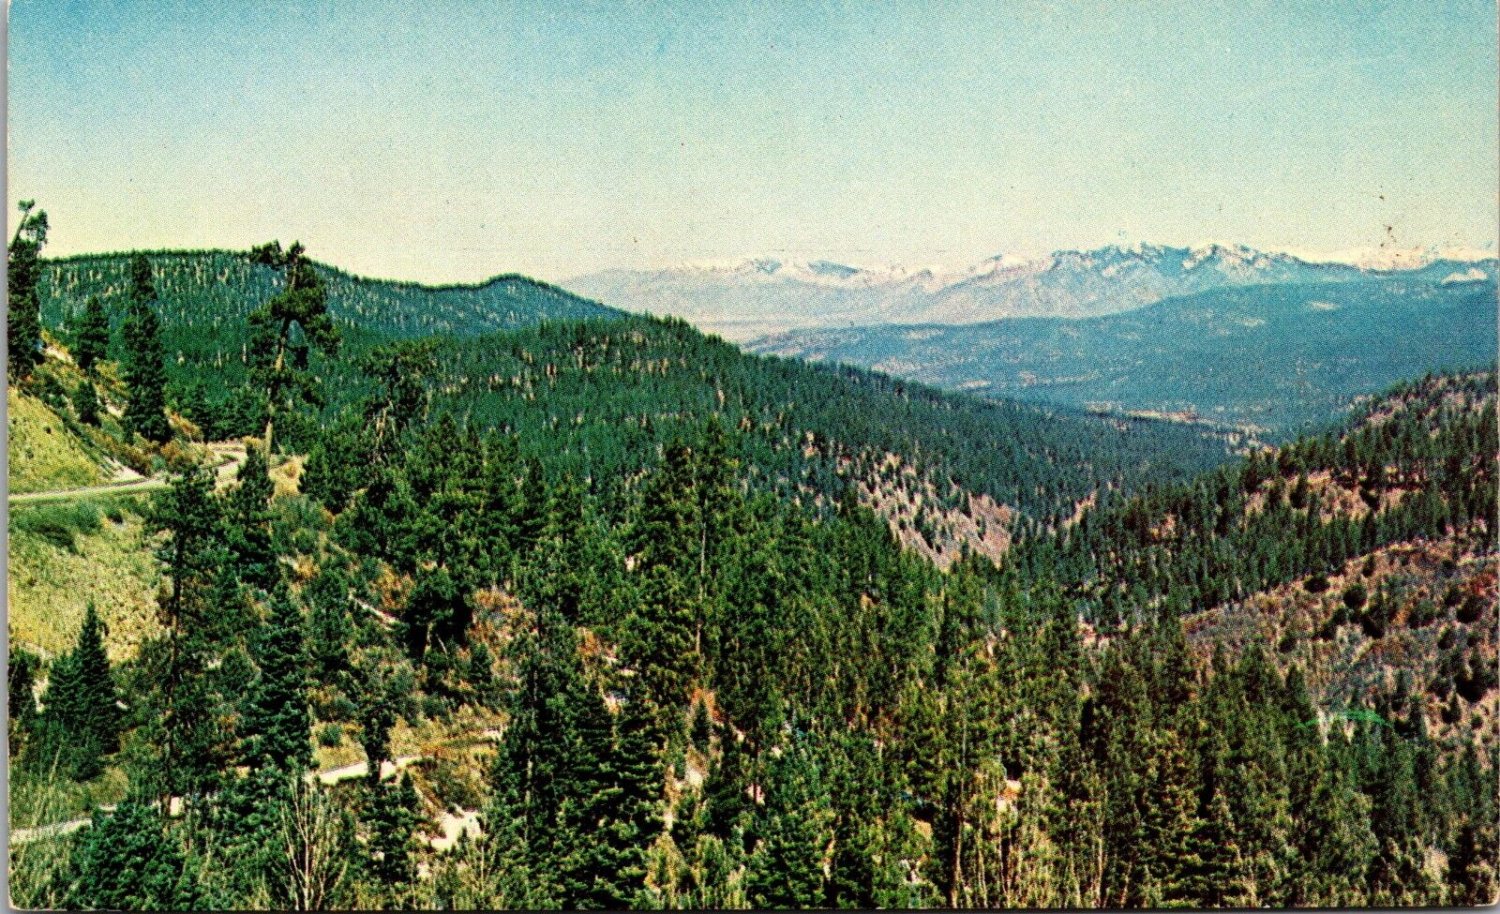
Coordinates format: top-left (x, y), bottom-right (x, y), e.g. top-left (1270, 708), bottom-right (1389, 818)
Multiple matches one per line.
top-left (361, 338), bottom-right (438, 457)
top-left (558, 686), bottom-right (663, 908)
top-left (349, 646), bottom-right (414, 787)
top-left (122, 253), bottom-right (172, 443)
top-left (301, 411), bottom-right (372, 513)
top-left (247, 240), bottom-right (340, 456)
top-left (67, 798), bottom-right (202, 910)
top-left (306, 565), bottom-right (353, 679)
top-left (224, 445), bottom-right (278, 592)
top-left (74, 295), bottom-right (110, 373)
top-left (1446, 744), bottom-right (1498, 905)
top-left (242, 582), bottom-right (312, 773)
top-left (32, 603), bottom-right (121, 781)
top-left (8, 645), bottom-right (40, 754)
top-left (366, 772), bottom-right (422, 897)
top-left (148, 463), bottom-right (229, 802)
top-left (7, 200), bottom-right (47, 381)
top-left (73, 379), bottom-right (101, 426)
top-left (746, 737), bottom-right (833, 908)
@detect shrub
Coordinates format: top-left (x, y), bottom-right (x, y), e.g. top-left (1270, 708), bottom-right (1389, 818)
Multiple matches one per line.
top-left (317, 723), bottom-right (343, 749)
top-left (1410, 600), bottom-right (1441, 628)
top-left (1305, 574), bottom-right (1331, 595)
top-left (1457, 593), bottom-right (1488, 625)
top-left (11, 501), bottom-right (103, 552)
top-left (427, 757), bottom-right (484, 811)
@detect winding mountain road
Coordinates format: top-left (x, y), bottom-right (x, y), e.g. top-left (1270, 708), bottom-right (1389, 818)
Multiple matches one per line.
top-left (7, 442), bottom-right (253, 506)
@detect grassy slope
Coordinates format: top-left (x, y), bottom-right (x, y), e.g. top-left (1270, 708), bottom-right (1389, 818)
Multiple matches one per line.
top-left (6, 388), bottom-right (108, 494)
top-left (8, 503), bottom-right (163, 662)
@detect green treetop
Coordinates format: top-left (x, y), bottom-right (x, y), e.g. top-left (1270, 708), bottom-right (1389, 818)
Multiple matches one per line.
top-left (7, 200), bottom-right (48, 381)
top-left (122, 253), bottom-right (172, 443)
top-left (247, 240), bottom-right (340, 456)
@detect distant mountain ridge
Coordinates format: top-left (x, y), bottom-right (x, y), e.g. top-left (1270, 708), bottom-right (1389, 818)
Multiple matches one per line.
top-left (567, 242), bottom-right (1496, 340)
top-left (746, 276), bottom-right (1498, 436)
top-left (41, 249), bottom-right (620, 345)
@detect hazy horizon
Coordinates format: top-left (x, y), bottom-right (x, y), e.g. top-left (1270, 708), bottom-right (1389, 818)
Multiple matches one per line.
top-left (8, 0), bottom-right (1498, 287)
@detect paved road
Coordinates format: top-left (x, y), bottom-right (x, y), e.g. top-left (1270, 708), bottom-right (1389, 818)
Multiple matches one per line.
top-left (8, 442), bottom-right (252, 506)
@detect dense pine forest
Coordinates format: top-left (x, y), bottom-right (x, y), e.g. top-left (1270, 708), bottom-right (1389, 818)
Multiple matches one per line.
top-left (7, 228), bottom-right (1497, 909)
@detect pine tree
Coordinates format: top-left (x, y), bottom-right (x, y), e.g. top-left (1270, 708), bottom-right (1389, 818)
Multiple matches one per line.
top-left (68, 797), bottom-right (203, 910)
top-left (73, 380), bottom-right (101, 426)
top-left (122, 253), bottom-right (172, 443)
top-left (559, 686), bottom-right (663, 908)
top-left (242, 582), bottom-right (312, 773)
top-left (247, 240), bottom-right (340, 456)
top-left (366, 772), bottom-right (422, 898)
top-left (224, 445), bottom-right (277, 592)
top-left (1136, 715), bottom-right (1204, 906)
top-left (1446, 744), bottom-right (1498, 905)
top-left (1294, 739), bottom-right (1376, 905)
top-left (360, 338), bottom-right (438, 457)
top-left (7, 200), bottom-right (48, 381)
top-left (352, 651), bottom-right (403, 787)
top-left (306, 565), bottom-right (353, 679)
top-left (210, 762), bottom-right (298, 903)
top-left (32, 603), bottom-right (120, 781)
top-left (746, 737), bottom-right (833, 908)
top-left (8, 646), bottom-right (39, 754)
top-left (74, 295), bottom-right (110, 373)
top-left (149, 463), bottom-right (228, 802)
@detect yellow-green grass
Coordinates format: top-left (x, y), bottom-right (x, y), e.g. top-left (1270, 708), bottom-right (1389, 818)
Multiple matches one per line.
top-left (7, 388), bottom-right (107, 494)
top-left (8, 502), bottom-right (163, 662)
top-left (8, 760), bottom-right (130, 829)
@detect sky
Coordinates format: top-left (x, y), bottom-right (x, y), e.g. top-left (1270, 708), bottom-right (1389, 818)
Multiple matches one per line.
top-left (7, 0), bottom-right (1498, 284)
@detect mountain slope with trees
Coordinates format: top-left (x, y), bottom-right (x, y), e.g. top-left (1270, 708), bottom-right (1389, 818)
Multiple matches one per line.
top-left (31, 247), bottom-right (1245, 543)
top-left (9, 224), bottom-right (1495, 910)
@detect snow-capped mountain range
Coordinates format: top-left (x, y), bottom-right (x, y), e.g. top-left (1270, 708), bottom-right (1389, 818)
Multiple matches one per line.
top-left (566, 243), bottom-right (1496, 341)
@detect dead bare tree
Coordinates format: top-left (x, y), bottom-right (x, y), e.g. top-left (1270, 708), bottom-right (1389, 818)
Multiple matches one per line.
top-left (280, 779), bottom-right (352, 910)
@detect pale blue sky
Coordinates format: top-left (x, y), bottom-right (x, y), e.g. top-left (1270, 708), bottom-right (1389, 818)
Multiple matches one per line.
top-left (8, 0), bottom-right (1497, 283)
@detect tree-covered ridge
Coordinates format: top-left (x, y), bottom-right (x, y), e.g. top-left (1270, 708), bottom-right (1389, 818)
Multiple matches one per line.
top-left (36, 250), bottom-right (1239, 538)
top-left (304, 315), bottom-right (1240, 533)
top-left (38, 250), bottom-right (620, 363)
top-left (1009, 371), bottom-right (1497, 622)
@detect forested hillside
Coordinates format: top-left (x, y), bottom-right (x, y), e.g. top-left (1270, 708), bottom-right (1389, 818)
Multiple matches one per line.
top-left (41, 251), bottom-right (618, 345)
top-left (8, 238), bottom-right (1496, 910)
top-left (306, 317), bottom-right (1241, 531)
top-left (12, 360), bottom-right (1495, 909)
top-left (35, 249), bottom-right (1243, 542)
top-left (1006, 370), bottom-right (1498, 756)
